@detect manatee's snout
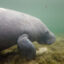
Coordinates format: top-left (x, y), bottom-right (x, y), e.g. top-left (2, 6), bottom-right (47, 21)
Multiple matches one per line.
top-left (46, 32), bottom-right (56, 44)
top-left (46, 35), bottom-right (56, 44)
top-left (38, 31), bottom-right (56, 44)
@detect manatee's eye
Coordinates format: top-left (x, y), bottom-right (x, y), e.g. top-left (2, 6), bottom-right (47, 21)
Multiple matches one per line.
top-left (47, 39), bottom-right (51, 43)
top-left (46, 39), bottom-right (51, 44)
top-left (48, 39), bottom-right (50, 41)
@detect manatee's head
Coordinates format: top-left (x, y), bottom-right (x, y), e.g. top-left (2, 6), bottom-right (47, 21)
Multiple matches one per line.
top-left (38, 31), bottom-right (56, 44)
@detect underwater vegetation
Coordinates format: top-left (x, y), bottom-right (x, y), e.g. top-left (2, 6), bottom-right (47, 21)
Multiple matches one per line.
top-left (0, 35), bottom-right (64, 64)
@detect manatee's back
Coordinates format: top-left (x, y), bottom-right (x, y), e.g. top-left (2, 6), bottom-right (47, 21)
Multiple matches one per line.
top-left (0, 8), bottom-right (48, 50)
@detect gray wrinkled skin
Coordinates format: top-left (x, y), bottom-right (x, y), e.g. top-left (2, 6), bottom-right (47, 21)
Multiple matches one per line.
top-left (0, 8), bottom-right (56, 59)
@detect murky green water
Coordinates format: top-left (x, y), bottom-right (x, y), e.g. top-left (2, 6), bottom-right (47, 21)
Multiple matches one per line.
top-left (0, 1), bottom-right (64, 64)
top-left (0, 0), bottom-right (64, 34)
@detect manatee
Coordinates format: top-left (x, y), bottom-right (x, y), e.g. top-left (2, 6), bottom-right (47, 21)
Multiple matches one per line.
top-left (0, 8), bottom-right (56, 60)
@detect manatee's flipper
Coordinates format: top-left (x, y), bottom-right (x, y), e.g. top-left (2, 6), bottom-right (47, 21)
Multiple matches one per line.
top-left (17, 34), bottom-right (36, 60)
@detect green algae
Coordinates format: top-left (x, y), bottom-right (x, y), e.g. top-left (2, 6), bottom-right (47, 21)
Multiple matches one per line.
top-left (0, 35), bottom-right (64, 64)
